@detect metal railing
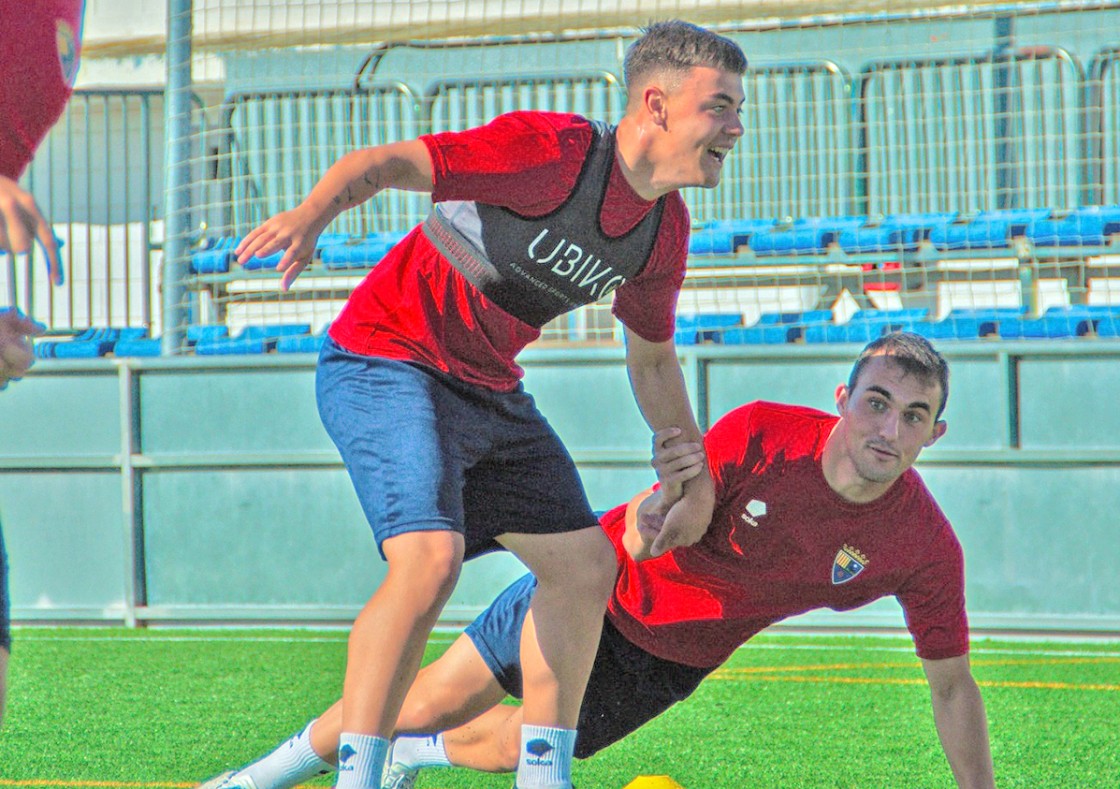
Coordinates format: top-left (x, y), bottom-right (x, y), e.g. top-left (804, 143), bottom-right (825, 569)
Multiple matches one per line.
top-left (859, 47), bottom-right (1084, 215)
top-left (11, 90), bottom-right (166, 333)
top-left (24, 24), bottom-right (1120, 343)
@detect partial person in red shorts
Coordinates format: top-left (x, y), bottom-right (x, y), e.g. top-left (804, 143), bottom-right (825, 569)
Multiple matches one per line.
top-left (199, 21), bottom-right (746, 789)
top-left (0, 0), bottom-right (84, 727)
top-left (209, 332), bottom-right (995, 789)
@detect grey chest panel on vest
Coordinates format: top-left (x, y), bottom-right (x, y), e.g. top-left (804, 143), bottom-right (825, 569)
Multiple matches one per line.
top-left (423, 120), bottom-right (665, 328)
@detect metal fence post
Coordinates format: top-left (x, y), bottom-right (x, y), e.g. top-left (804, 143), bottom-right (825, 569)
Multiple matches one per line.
top-left (162, 0), bottom-right (193, 354)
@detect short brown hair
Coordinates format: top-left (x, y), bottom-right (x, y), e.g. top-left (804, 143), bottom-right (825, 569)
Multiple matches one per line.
top-left (849, 331), bottom-right (951, 419)
top-left (623, 20), bottom-right (747, 93)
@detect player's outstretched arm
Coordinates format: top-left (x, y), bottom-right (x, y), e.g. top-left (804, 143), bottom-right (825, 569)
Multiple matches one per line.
top-left (0, 174), bottom-right (63, 286)
top-left (235, 139), bottom-right (433, 290)
top-left (623, 328), bottom-right (715, 557)
top-left (921, 655), bottom-right (996, 788)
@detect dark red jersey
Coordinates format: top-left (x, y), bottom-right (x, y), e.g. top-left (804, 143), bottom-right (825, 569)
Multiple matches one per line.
top-left (606, 401), bottom-right (970, 668)
top-left (328, 111), bottom-right (689, 391)
top-left (0, 0), bottom-right (84, 177)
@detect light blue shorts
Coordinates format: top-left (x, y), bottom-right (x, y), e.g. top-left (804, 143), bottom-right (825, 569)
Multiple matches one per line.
top-left (316, 338), bottom-right (597, 559)
top-left (465, 572), bottom-right (713, 758)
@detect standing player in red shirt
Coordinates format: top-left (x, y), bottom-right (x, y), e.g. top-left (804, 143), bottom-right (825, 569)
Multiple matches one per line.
top-left (0, 0), bottom-right (79, 389)
top-left (202, 21), bottom-right (745, 789)
top-left (227, 332), bottom-right (993, 789)
top-left (0, 0), bottom-right (84, 727)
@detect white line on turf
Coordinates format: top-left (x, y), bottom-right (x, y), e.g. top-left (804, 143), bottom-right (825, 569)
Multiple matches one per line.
top-left (12, 633), bottom-right (459, 644)
top-left (13, 632), bottom-right (1116, 658)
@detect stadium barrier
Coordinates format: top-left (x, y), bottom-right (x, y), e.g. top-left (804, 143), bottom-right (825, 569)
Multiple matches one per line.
top-left (5, 341), bottom-right (1120, 634)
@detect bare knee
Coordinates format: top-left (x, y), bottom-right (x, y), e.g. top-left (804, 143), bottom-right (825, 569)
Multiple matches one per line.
top-left (395, 691), bottom-right (445, 734)
top-left (383, 532), bottom-right (464, 616)
top-left (535, 529), bottom-right (616, 605)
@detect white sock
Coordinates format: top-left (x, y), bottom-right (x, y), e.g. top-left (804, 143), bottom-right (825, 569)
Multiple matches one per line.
top-left (389, 734), bottom-right (452, 769)
top-left (334, 732), bottom-right (390, 789)
top-left (241, 720), bottom-right (333, 789)
top-left (515, 725), bottom-right (576, 789)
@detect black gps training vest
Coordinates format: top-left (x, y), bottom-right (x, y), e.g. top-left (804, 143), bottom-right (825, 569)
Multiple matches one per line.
top-left (422, 120), bottom-right (666, 328)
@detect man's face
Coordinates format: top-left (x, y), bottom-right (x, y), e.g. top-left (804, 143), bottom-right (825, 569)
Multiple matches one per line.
top-left (834, 355), bottom-right (947, 487)
top-left (652, 66), bottom-right (745, 189)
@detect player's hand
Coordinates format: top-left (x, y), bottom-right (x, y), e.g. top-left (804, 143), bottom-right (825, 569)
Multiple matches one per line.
top-left (0, 174), bottom-right (64, 286)
top-left (648, 499), bottom-right (710, 557)
top-left (0, 308), bottom-right (47, 390)
top-left (635, 506), bottom-right (667, 547)
top-left (234, 203), bottom-right (327, 291)
top-left (650, 427), bottom-right (705, 508)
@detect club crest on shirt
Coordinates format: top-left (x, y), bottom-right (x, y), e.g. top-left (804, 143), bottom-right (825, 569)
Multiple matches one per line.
top-left (740, 499), bottom-right (767, 527)
top-left (57, 20), bottom-right (81, 87)
top-left (832, 544), bottom-right (869, 585)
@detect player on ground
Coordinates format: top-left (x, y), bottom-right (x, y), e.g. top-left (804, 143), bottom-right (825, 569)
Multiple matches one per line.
top-left (201, 20), bottom-right (745, 789)
top-left (210, 332), bottom-right (996, 789)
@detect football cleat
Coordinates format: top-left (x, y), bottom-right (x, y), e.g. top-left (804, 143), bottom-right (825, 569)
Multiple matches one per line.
top-left (380, 760), bottom-right (420, 789)
top-left (195, 771), bottom-right (258, 789)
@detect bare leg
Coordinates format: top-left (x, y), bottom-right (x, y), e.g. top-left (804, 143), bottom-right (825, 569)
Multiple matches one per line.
top-left (309, 699), bottom-right (342, 764)
top-left (339, 530), bottom-right (464, 737)
top-left (310, 622), bottom-right (508, 763)
top-left (442, 703), bottom-right (524, 773)
top-left (497, 526), bottom-right (615, 728)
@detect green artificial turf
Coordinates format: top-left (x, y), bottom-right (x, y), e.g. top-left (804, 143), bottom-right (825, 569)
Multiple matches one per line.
top-left (0, 628), bottom-right (1116, 787)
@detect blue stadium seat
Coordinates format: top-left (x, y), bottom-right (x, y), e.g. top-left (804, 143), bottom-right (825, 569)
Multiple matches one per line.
top-left (749, 216), bottom-right (867, 256)
top-left (115, 324), bottom-right (232, 357)
top-left (190, 237), bottom-right (240, 274)
top-left (34, 327), bottom-right (149, 359)
top-left (319, 232), bottom-right (406, 269)
top-left (114, 337), bottom-right (162, 357)
top-left (909, 319), bottom-right (982, 341)
top-left (674, 313), bottom-right (743, 345)
top-left (1027, 305), bottom-right (1120, 337)
top-left (932, 307), bottom-right (1026, 339)
top-left (995, 315), bottom-right (1078, 339)
top-left (837, 213), bottom-right (957, 253)
top-left (721, 325), bottom-right (796, 344)
top-left (188, 324), bottom-right (232, 344)
top-left (929, 209), bottom-right (1050, 250)
top-left (239, 233), bottom-right (354, 271)
top-left (991, 307), bottom-right (1120, 339)
top-left (190, 233), bottom-right (355, 273)
top-left (802, 309), bottom-right (928, 344)
top-left (1024, 206), bottom-right (1120, 247)
top-left (689, 219), bottom-right (778, 255)
top-left (803, 322), bottom-right (883, 344)
top-left (756, 309), bottom-right (834, 325)
top-left (194, 323), bottom-right (312, 355)
top-left (1096, 314), bottom-right (1120, 337)
top-left (276, 330), bottom-right (329, 353)
top-left (848, 308), bottom-right (929, 327)
top-left (725, 310), bottom-right (834, 343)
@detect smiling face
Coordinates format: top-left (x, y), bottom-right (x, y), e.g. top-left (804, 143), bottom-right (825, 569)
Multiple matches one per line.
top-left (643, 65), bottom-right (746, 192)
top-left (825, 354), bottom-right (947, 502)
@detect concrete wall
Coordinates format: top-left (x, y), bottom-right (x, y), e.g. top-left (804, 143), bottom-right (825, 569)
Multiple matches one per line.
top-left (3, 341), bottom-right (1118, 634)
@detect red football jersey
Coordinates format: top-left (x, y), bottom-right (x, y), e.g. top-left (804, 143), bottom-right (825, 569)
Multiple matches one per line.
top-left (606, 401), bottom-right (970, 668)
top-left (328, 111), bottom-right (690, 391)
top-left (0, 0), bottom-right (84, 177)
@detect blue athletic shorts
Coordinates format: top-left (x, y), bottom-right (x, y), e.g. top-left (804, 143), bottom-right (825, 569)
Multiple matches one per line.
top-left (465, 573), bottom-right (714, 758)
top-left (316, 338), bottom-right (598, 559)
top-left (1, 521), bottom-right (10, 652)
